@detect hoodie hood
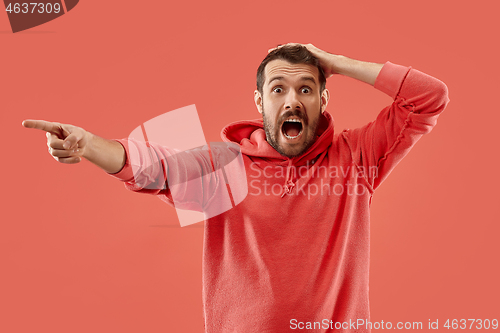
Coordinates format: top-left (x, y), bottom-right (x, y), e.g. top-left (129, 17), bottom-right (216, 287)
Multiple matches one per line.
top-left (221, 111), bottom-right (334, 166)
top-left (221, 111), bottom-right (335, 198)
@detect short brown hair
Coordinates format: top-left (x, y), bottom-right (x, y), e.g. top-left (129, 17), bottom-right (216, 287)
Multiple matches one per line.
top-left (256, 44), bottom-right (327, 94)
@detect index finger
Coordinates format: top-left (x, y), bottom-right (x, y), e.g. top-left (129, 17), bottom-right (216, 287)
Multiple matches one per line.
top-left (22, 119), bottom-right (60, 134)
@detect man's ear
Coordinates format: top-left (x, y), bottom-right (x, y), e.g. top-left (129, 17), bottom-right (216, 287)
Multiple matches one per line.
top-left (320, 89), bottom-right (330, 114)
top-left (254, 90), bottom-right (263, 114)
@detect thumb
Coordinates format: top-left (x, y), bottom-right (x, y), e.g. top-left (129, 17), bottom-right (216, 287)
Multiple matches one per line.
top-left (62, 131), bottom-right (83, 150)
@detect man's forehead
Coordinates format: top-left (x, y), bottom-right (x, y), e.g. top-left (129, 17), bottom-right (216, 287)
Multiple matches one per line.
top-left (264, 59), bottom-right (319, 84)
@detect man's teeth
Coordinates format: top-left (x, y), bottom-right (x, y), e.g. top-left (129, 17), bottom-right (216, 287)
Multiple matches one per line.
top-left (284, 132), bottom-right (301, 139)
top-left (283, 119), bottom-right (303, 139)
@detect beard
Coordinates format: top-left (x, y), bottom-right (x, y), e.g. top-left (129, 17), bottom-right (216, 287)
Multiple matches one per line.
top-left (262, 103), bottom-right (321, 158)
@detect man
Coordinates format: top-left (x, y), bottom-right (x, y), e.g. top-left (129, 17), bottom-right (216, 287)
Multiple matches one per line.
top-left (23, 43), bottom-right (449, 332)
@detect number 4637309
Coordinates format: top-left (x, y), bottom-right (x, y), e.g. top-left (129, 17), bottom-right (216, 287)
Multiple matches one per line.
top-left (5, 3), bottom-right (62, 14)
top-left (443, 319), bottom-right (498, 330)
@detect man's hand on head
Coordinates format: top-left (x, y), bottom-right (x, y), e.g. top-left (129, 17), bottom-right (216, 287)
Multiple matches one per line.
top-left (269, 43), bottom-right (384, 86)
top-left (268, 43), bottom-right (339, 78)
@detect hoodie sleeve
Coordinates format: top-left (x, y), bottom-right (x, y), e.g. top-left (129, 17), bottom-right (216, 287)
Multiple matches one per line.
top-left (106, 138), bottom-right (220, 212)
top-left (342, 61), bottom-right (450, 191)
top-left (107, 139), bottom-right (244, 219)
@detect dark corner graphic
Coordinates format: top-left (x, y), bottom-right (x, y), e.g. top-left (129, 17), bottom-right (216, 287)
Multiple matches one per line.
top-left (3, 0), bottom-right (78, 33)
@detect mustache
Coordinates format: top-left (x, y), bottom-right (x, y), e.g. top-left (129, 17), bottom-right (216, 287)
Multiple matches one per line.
top-left (278, 110), bottom-right (308, 125)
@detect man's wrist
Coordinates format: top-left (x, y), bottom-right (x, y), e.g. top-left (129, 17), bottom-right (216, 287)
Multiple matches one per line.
top-left (81, 133), bottom-right (126, 174)
top-left (329, 54), bottom-right (348, 75)
top-left (82, 132), bottom-right (95, 161)
top-left (330, 55), bottom-right (384, 86)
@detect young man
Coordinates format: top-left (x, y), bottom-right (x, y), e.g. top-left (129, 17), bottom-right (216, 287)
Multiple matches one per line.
top-left (23, 43), bottom-right (449, 332)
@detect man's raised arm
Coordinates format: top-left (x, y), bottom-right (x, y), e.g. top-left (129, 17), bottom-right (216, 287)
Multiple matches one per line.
top-left (22, 119), bottom-right (126, 174)
top-left (274, 43), bottom-right (449, 190)
top-left (271, 43), bottom-right (384, 86)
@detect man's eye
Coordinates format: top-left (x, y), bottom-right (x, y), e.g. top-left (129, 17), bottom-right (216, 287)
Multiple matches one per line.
top-left (273, 87), bottom-right (283, 93)
top-left (301, 87), bottom-right (311, 93)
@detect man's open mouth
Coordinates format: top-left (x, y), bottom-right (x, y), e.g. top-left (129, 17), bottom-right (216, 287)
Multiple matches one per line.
top-left (281, 118), bottom-right (303, 139)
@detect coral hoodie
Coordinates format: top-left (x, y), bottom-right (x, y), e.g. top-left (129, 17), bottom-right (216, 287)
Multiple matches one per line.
top-left (109, 62), bottom-right (449, 332)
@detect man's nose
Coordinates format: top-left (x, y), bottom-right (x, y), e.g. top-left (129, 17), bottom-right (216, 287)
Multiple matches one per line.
top-left (284, 90), bottom-right (302, 110)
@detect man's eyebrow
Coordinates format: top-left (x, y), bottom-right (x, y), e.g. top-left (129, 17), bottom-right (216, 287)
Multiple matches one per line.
top-left (300, 76), bottom-right (318, 85)
top-left (267, 76), bottom-right (317, 86)
top-left (268, 76), bottom-right (284, 85)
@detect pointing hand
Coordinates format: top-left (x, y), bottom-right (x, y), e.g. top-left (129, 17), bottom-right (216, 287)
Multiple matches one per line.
top-left (22, 119), bottom-right (90, 164)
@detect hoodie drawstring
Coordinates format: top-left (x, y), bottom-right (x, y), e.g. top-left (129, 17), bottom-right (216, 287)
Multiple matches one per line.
top-left (280, 150), bottom-right (328, 198)
top-left (281, 159), bottom-right (295, 198)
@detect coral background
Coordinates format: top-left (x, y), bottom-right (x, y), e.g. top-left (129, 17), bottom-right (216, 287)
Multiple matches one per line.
top-left (1, 0), bottom-right (499, 332)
